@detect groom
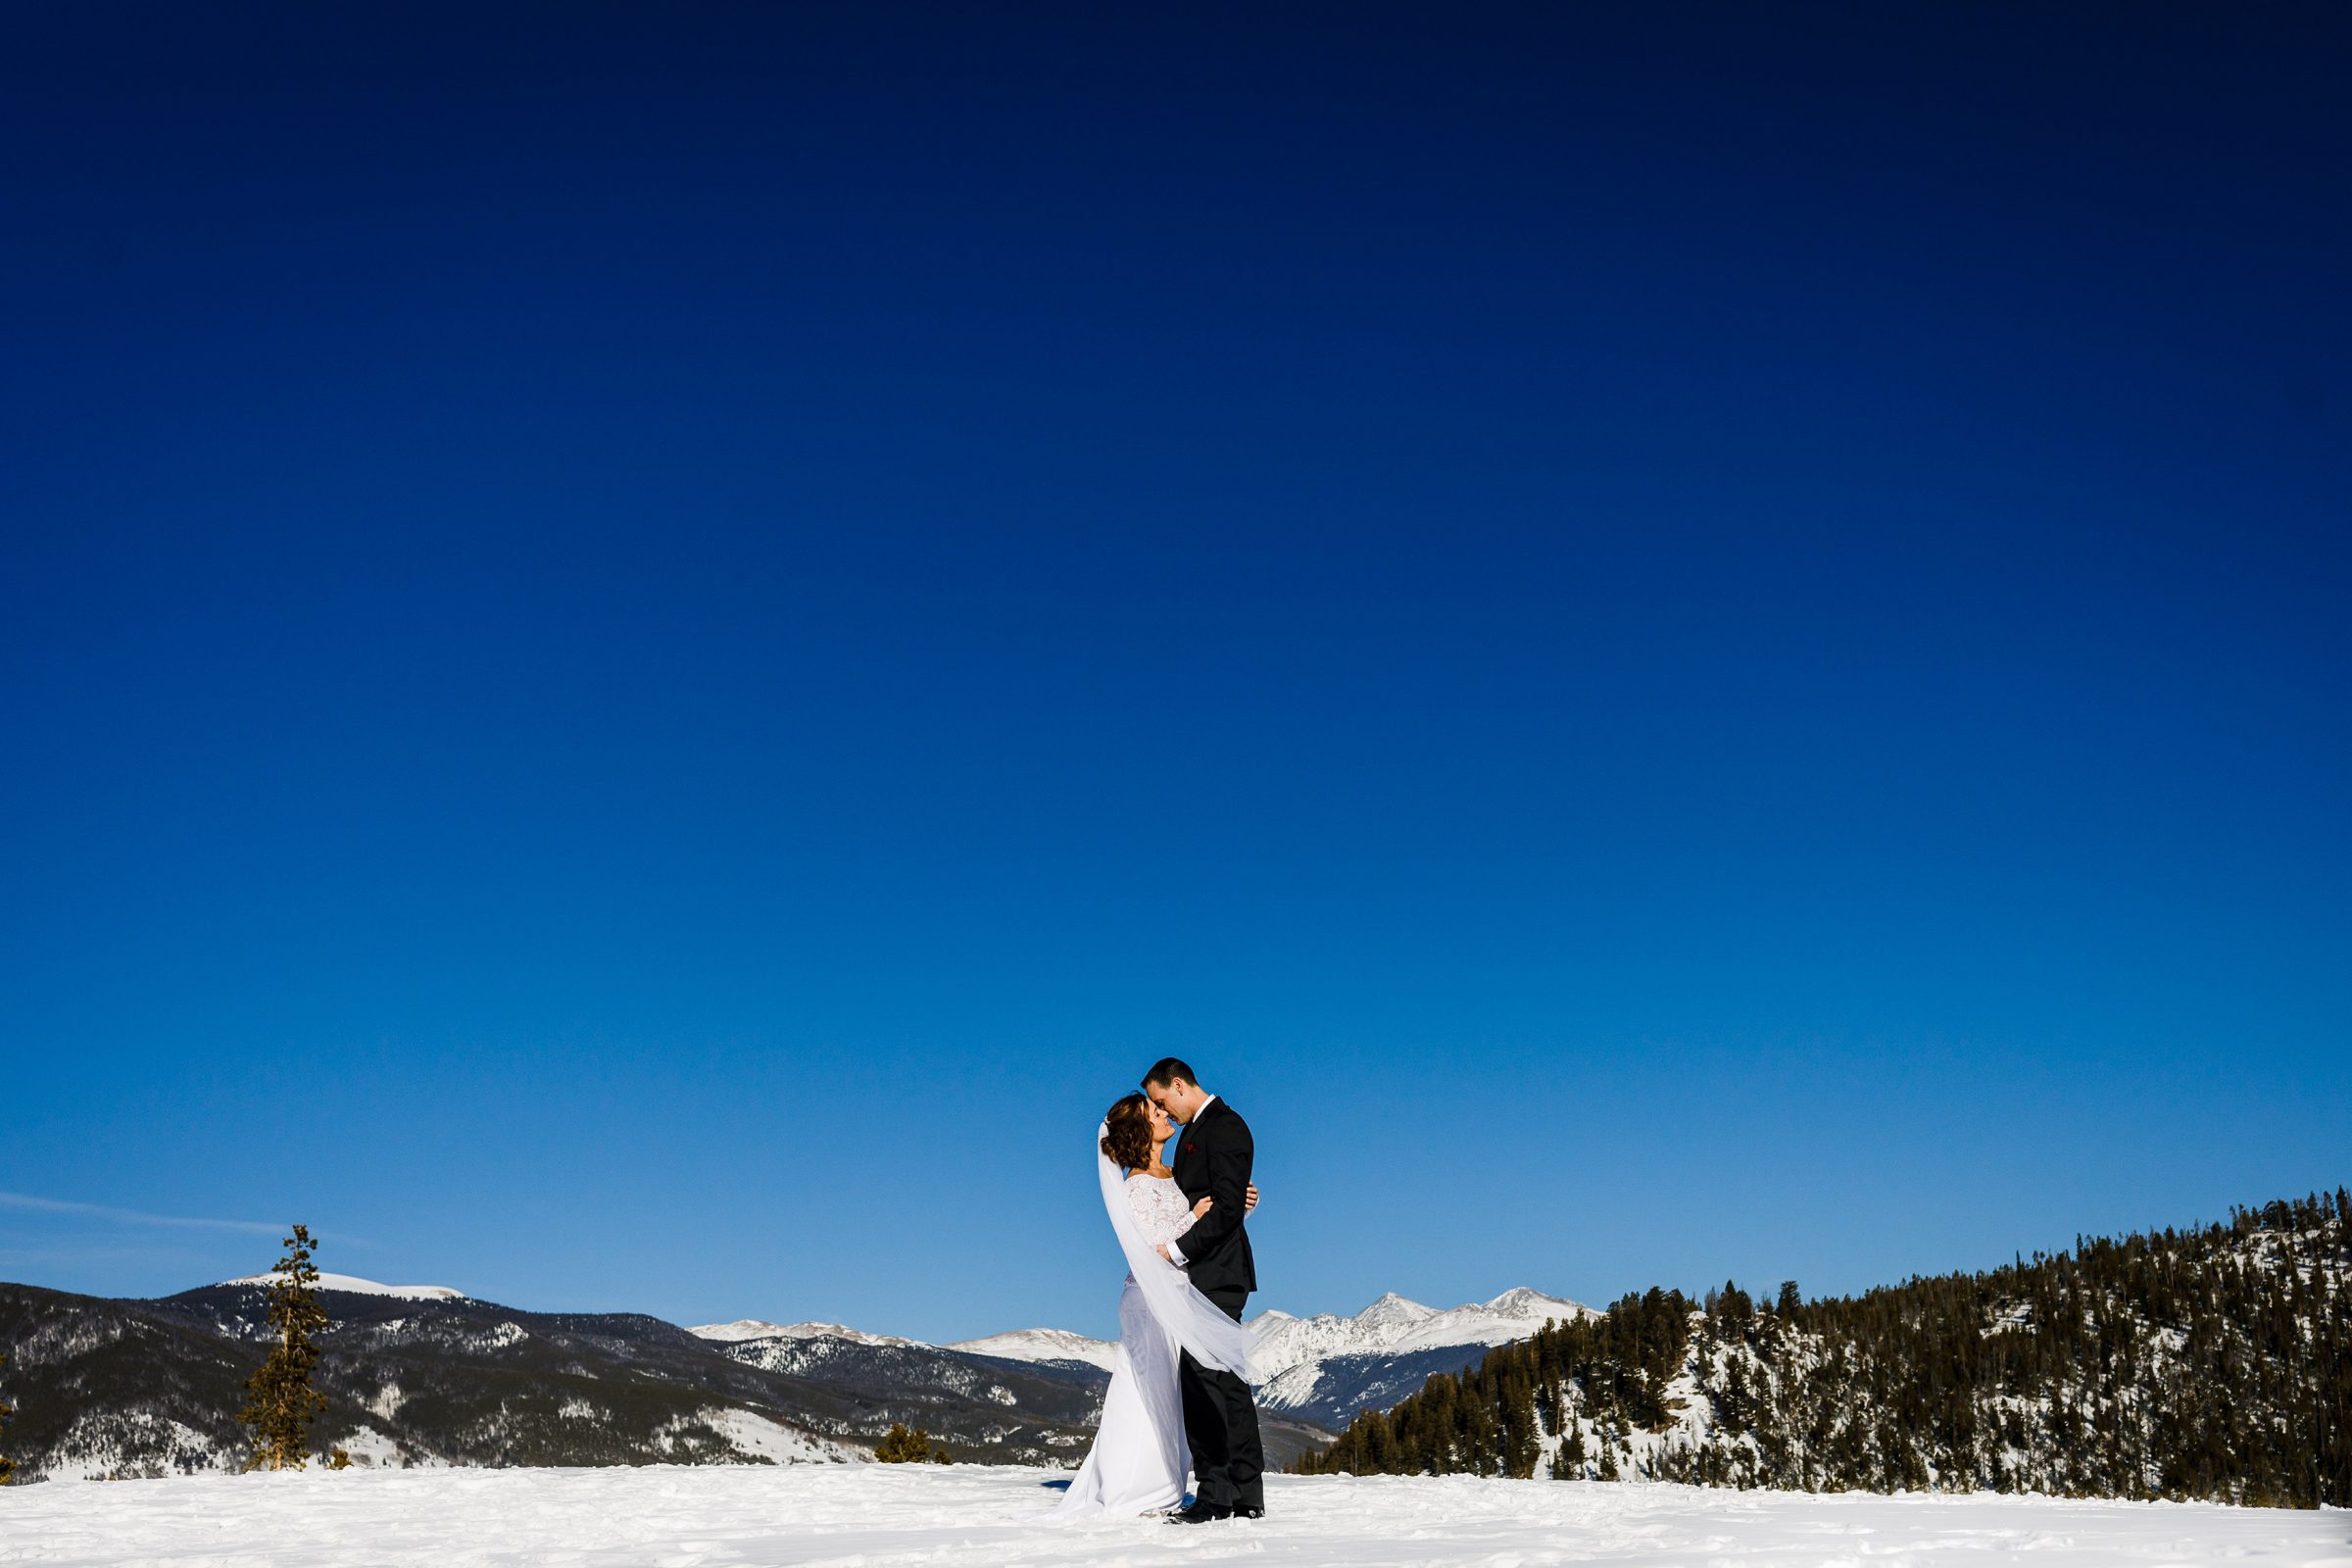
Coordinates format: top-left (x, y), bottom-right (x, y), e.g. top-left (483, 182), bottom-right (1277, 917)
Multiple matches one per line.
top-left (1143, 1056), bottom-right (1264, 1523)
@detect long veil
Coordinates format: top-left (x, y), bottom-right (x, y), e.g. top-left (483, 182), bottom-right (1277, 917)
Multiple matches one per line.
top-left (1094, 1123), bottom-right (1259, 1382)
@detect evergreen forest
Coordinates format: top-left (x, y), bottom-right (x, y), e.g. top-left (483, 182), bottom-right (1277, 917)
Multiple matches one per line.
top-left (1296, 1191), bottom-right (2352, 1508)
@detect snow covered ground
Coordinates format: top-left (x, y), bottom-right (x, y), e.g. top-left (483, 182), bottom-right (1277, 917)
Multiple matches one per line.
top-left (3, 1464), bottom-right (2345, 1567)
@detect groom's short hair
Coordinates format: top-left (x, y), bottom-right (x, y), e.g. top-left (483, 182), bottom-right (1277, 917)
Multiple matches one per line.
top-left (1142, 1056), bottom-right (1197, 1090)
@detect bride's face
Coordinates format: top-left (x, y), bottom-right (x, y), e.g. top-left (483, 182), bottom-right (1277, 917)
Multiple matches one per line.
top-left (1143, 1099), bottom-right (1174, 1146)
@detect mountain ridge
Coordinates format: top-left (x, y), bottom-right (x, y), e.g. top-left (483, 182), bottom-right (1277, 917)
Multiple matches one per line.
top-left (0, 1276), bottom-right (1582, 1482)
top-left (216, 1272), bottom-right (466, 1302)
top-left (688, 1319), bottom-right (926, 1349)
top-left (0, 1278), bottom-right (1096, 1481)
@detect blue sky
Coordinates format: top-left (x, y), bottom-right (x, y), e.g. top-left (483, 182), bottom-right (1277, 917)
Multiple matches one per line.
top-left (3, 4), bottom-right (2347, 1342)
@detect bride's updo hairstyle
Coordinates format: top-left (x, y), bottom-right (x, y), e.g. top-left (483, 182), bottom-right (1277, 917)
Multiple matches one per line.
top-left (1101, 1092), bottom-right (1154, 1171)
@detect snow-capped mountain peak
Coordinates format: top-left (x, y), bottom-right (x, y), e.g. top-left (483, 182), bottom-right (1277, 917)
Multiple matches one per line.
top-left (1250, 1286), bottom-right (1594, 1380)
top-left (1245, 1286), bottom-right (1595, 1428)
top-left (1486, 1286), bottom-right (1559, 1312)
top-left (1358, 1292), bottom-right (1440, 1327)
top-left (944, 1328), bottom-right (1118, 1372)
top-left (217, 1272), bottom-right (466, 1301)
top-left (688, 1320), bottom-right (928, 1349)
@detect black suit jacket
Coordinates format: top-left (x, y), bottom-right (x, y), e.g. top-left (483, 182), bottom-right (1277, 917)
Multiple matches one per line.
top-left (1169, 1097), bottom-right (1256, 1297)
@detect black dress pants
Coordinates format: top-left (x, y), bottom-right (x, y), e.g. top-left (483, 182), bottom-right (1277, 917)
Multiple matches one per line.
top-left (1179, 1285), bottom-right (1265, 1512)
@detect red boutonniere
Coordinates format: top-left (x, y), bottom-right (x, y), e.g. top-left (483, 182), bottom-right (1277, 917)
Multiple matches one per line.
top-left (1184, 1142), bottom-right (1199, 1153)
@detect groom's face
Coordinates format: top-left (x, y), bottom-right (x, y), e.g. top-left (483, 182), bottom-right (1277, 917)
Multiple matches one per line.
top-left (1146, 1077), bottom-right (1200, 1123)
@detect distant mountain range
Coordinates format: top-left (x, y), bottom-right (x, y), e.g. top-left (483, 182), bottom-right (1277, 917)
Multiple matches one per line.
top-left (0, 1275), bottom-right (1586, 1483)
top-left (939, 1328), bottom-right (1122, 1371)
top-left (689, 1319), bottom-right (927, 1350)
top-left (870, 1287), bottom-right (1595, 1430)
top-left (1252, 1288), bottom-right (1594, 1429)
top-left (898, 1288), bottom-right (1592, 1372)
top-left (215, 1272), bottom-right (466, 1302)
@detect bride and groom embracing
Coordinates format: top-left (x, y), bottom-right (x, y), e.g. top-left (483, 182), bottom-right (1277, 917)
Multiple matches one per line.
top-left (1052, 1057), bottom-right (1267, 1525)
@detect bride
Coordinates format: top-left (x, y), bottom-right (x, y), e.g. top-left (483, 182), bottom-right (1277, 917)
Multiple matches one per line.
top-left (1053, 1092), bottom-right (1261, 1517)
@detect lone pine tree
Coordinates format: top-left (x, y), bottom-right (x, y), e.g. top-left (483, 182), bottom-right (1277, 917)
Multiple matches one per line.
top-left (874, 1423), bottom-right (936, 1463)
top-left (237, 1223), bottom-right (332, 1472)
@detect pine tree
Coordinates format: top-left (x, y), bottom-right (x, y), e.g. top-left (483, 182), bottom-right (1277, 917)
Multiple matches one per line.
top-left (237, 1224), bottom-right (333, 1471)
top-left (876, 1423), bottom-right (938, 1463)
top-left (0, 1349), bottom-right (14, 1485)
top-left (1548, 1419), bottom-right (1586, 1479)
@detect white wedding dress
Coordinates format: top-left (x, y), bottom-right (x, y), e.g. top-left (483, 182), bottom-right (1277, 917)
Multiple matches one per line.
top-left (1052, 1131), bottom-right (1260, 1519)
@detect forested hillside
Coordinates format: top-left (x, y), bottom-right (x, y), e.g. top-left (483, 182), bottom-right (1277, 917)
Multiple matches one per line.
top-left (1298, 1191), bottom-right (2352, 1508)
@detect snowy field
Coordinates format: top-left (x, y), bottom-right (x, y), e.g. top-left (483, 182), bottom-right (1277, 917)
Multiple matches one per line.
top-left (3, 1465), bottom-right (2346, 1568)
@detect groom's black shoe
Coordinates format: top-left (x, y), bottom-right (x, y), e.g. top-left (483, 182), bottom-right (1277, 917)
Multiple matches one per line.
top-left (1168, 1502), bottom-right (1233, 1524)
top-left (1233, 1506), bottom-right (1265, 1519)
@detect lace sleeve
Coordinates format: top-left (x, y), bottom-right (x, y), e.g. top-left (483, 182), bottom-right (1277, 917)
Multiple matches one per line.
top-left (1123, 1177), bottom-right (1165, 1239)
top-left (1123, 1177), bottom-right (1198, 1246)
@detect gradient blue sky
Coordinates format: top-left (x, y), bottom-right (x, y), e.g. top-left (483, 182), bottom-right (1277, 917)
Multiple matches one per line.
top-left (3, 4), bottom-right (2347, 1343)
